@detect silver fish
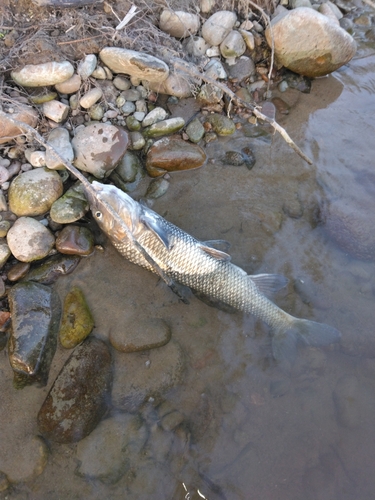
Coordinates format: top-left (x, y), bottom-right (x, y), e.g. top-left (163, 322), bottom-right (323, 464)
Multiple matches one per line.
top-left (86, 181), bottom-right (341, 364)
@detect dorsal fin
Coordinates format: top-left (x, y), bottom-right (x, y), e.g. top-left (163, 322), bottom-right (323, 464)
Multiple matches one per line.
top-left (198, 243), bottom-right (231, 261)
top-left (250, 274), bottom-right (289, 297)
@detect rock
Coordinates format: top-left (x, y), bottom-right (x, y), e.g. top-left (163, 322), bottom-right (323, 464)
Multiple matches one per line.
top-left (0, 471), bottom-right (10, 491)
top-left (30, 90), bottom-right (58, 104)
top-left (332, 375), bottom-right (360, 428)
top-left (1, 436), bottom-right (48, 484)
top-left (144, 73), bottom-right (192, 98)
top-left (126, 115), bottom-right (141, 131)
top-left (143, 117), bottom-right (185, 138)
top-left (45, 127), bottom-right (74, 170)
top-left (99, 47), bottom-right (169, 83)
top-left (78, 54), bottom-right (97, 80)
top-left (220, 30), bottom-right (247, 61)
top-left (202, 11), bottom-right (237, 46)
top-left (7, 261), bottom-right (30, 282)
top-left (110, 151), bottom-right (144, 192)
top-left (159, 10), bottom-right (200, 38)
top-left (265, 8), bottom-right (357, 77)
top-left (206, 113), bottom-right (236, 135)
top-left (55, 73), bottom-right (82, 94)
top-left (113, 76), bottom-right (131, 91)
top-left (225, 55), bottom-right (256, 81)
top-left (324, 197), bottom-right (375, 261)
top-left (37, 337), bottom-right (112, 443)
top-left (142, 107), bottom-right (168, 127)
top-left (110, 317), bottom-right (171, 353)
top-left (75, 414), bottom-right (148, 483)
top-left (146, 135), bottom-right (207, 177)
top-left (184, 36), bottom-right (210, 57)
top-left (11, 61), bottom-right (74, 87)
top-left (50, 183), bottom-right (90, 224)
top-left (239, 29), bottom-right (255, 51)
top-left (29, 151), bottom-right (46, 168)
top-left (0, 166), bottom-right (10, 184)
top-left (79, 87), bottom-right (103, 109)
top-left (186, 118), bottom-right (205, 143)
top-left (7, 218), bottom-right (55, 262)
top-left (122, 88), bottom-right (141, 101)
top-left (0, 221), bottom-right (10, 239)
top-left (42, 99), bottom-right (70, 123)
top-left (72, 123), bottom-right (129, 178)
top-left (204, 59), bottom-right (227, 80)
top-left (0, 104), bottom-right (38, 144)
top-left (112, 339), bottom-right (185, 412)
top-left (56, 225), bottom-right (94, 256)
top-left (0, 240), bottom-right (11, 269)
top-left (59, 286), bottom-right (94, 349)
top-left (129, 131), bottom-right (146, 150)
top-left (318, 3), bottom-right (340, 25)
top-left (8, 168), bottom-right (63, 216)
top-left (197, 84), bottom-right (224, 106)
top-left (121, 101), bottom-right (136, 115)
top-left (145, 178), bottom-right (170, 199)
top-left (25, 253), bottom-right (81, 285)
top-left (8, 281), bottom-right (61, 388)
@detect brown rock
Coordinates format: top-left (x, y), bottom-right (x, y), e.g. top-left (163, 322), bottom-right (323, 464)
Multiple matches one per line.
top-left (56, 225), bottom-right (94, 256)
top-left (0, 105), bottom-right (38, 145)
top-left (146, 135), bottom-right (206, 177)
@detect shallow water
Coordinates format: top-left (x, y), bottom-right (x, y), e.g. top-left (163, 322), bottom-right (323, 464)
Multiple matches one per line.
top-left (1, 49), bottom-right (375, 500)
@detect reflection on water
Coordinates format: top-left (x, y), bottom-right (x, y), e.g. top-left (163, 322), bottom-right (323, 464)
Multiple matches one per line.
top-left (1, 56), bottom-right (375, 500)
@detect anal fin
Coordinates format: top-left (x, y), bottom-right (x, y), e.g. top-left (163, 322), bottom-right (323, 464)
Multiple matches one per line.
top-left (250, 273), bottom-right (289, 297)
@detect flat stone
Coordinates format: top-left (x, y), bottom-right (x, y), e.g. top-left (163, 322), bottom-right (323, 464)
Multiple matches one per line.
top-left (8, 281), bottom-right (61, 388)
top-left (7, 217), bottom-right (55, 262)
top-left (72, 123), bottom-right (129, 178)
top-left (146, 135), bottom-right (206, 177)
top-left (8, 168), bottom-right (63, 216)
top-left (25, 253), bottom-right (81, 285)
top-left (45, 127), bottom-right (74, 170)
top-left (99, 47), bottom-right (169, 83)
top-left (11, 61), bottom-right (74, 87)
top-left (59, 286), bottom-right (94, 349)
top-left (37, 337), bottom-right (112, 443)
top-left (109, 317), bottom-right (171, 353)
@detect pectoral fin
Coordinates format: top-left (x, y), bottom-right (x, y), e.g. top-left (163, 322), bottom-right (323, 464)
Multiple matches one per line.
top-left (250, 274), bottom-right (289, 297)
top-left (203, 239), bottom-right (231, 253)
top-left (198, 243), bottom-right (231, 261)
top-left (141, 211), bottom-right (171, 249)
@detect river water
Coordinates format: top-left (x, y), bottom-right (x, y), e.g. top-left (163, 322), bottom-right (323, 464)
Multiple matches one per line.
top-left (1, 34), bottom-right (375, 500)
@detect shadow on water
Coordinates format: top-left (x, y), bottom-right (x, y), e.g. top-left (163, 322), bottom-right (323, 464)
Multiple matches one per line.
top-left (1, 55), bottom-right (375, 500)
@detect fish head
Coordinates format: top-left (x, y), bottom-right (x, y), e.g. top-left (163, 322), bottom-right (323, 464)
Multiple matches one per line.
top-left (85, 181), bottom-right (142, 241)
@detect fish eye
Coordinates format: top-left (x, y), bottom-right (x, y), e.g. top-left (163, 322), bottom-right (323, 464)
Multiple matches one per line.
top-left (95, 211), bottom-right (102, 219)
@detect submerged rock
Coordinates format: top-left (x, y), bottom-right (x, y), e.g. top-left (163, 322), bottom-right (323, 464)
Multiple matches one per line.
top-left (59, 286), bottom-right (95, 349)
top-left (37, 337), bottom-right (112, 443)
top-left (146, 136), bottom-right (206, 177)
top-left (25, 253), bottom-right (81, 285)
top-left (206, 113), bottom-right (236, 135)
top-left (109, 317), bottom-right (171, 353)
top-left (8, 282), bottom-right (61, 388)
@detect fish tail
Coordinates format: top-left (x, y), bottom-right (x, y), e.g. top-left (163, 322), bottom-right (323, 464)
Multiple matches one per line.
top-left (271, 317), bottom-right (341, 366)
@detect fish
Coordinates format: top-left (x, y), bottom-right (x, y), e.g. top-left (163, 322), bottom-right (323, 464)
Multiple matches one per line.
top-left (84, 181), bottom-right (341, 365)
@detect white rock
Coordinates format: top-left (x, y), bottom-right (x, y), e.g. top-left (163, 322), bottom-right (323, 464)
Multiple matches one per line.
top-left (159, 10), bottom-right (200, 38)
top-left (202, 11), bottom-right (237, 46)
top-left (45, 127), bottom-right (74, 170)
top-left (206, 46), bottom-right (221, 57)
top-left (142, 107), bottom-right (168, 127)
top-left (7, 217), bottom-right (55, 262)
top-left (0, 241), bottom-right (11, 269)
top-left (29, 151), bottom-right (46, 168)
top-left (239, 29), bottom-right (255, 51)
top-left (113, 76), bottom-right (131, 91)
top-left (78, 54), bottom-right (97, 80)
top-left (42, 100), bottom-right (69, 123)
top-left (55, 74), bottom-right (82, 94)
top-left (204, 59), bottom-right (227, 79)
top-left (79, 88), bottom-right (103, 109)
top-left (11, 61), bottom-right (74, 87)
top-left (144, 73), bottom-right (192, 98)
top-left (200, 0), bottom-right (215, 14)
top-left (318, 3), bottom-right (340, 25)
top-left (91, 66), bottom-right (107, 79)
top-left (220, 30), bottom-right (246, 59)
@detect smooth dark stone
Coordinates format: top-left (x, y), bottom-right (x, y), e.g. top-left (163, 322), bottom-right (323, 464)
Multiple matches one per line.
top-left (8, 282), bottom-right (61, 388)
top-left (7, 261), bottom-right (31, 281)
top-left (25, 253), bottom-right (81, 285)
top-left (55, 225), bottom-right (94, 256)
top-left (37, 337), bottom-right (112, 443)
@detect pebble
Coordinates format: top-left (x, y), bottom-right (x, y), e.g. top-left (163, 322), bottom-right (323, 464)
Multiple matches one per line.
top-left (42, 99), bottom-right (70, 123)
top-left (50, 183), bottom-right (90, 223)
top-left (112, 339), bottom-right (185, 412)
top-left (89, 103), bottom-right (105, 121)
top-left (76, 414), bottom-right (148, 484)
top-left (25, 253), bottom-right (81, 285)
top-left (197, 84), bottom-right (224, 106)
top-left (0, 241), bottom-right (11, 269)
top-left (37, 337), bottom-right (112, 443)
top-left (159, 10), bottom-right (200, 38)
top-left (11, 61), bottom-right (74, 87)
top-left (220, 30), bottom-right (247, 61)
top-left (129, 131), bottom-right (146, 150)
top-left (7, 217), bottom-right (55, 262)
top-left (202, 10), bottom-right (237, 46)
top-left (0, 220), bottom-right (11, 238)
top-left (225, 55), bottom-right (256, 81)
top-left (0, 191), bottom-right (7, 211)
top-left (59, 286), bottom-right (94, 349)
top-left (72, 123), bottom-right (129, 179)
top-left (122, 88), bottom-right (141, 101)
top-left (146, 135), bottom-right (207, 177)
top-left (126, 115), bottom-right (141, 131)
top-left (29, 151), bottom-right (46, 167)
top-left (56, 225), bottom-right (94, 256)
top-left (142, 107), bottom-right (168, 127)
top-left (91, 66), bottom-right (107, 79)
top-left (8, 281), bottom-right (61, 388)
top-left (206, 113), bottom-right (236, 135)
top-left (79, 87), bottom-right (103, 109)
top-left (7, 261), bottom-right (30, 281)
top-left (204, 59), bottom-right (227, 80)
top-left (55, 73), bottom-right (82, 94)
top-left (77, 54), bottom-right (97, 80)
top-left (184, 36), bottom-right (210, 57)
top-left (145, 73), bottom-right (192, 99)
top-left (113, 76), bottom-right (131, 91)
top-left (0, 104), bottom-right (38, 145)
top-left (100, 47), bottom-right (169, 83)
top-left (45, 127), bottom-right (74, 170)
top-left (186, 118), bottom-right (205, 143)
top-left (144, 117), bottom-right (185, 138)
top-left (0, 166), bottom-right (10, 184)
top-left (121, 101), bottom-right (136, 115)
top-left (239, 29), bottom-right (255, 51)
top-left (8, 168), bottom-right (63, 217)
top-left (112, 151), bottom-right (143, 184)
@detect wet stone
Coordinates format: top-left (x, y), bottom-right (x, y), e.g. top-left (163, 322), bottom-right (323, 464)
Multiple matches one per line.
top-left (109, 317), bottom-right (171, 353)
top-left (206, 113), bottom-right (236, 135)
top-left (59, 286), bottom-right (94, 349)
top-left (143, 117), bottom-right (185, 138)
top-left (7, 261), bottom-right (30, 282)
top-left (146, 135), bottom-right (206, 177)
top-left (72, 123), bottom-right (129, 179)
top-left (56, 225), bottom-right (94, 256)
top-left (8, 282), bottom-right (61, 388)
top-left (110, 151), bottom-right (144, 192)
top-left (37, 337), bottom-right (112, 443)
top-left (25, 253), bottom-right (81, 285)
top-left (112, 338), bottom-right (185, 412)
top-left (145, 178), bottom-right (170, 200)
top-left (50, 183), bottom-right (90, 224)
top-left (186, 118), bottom-right (205, 143)
top-left (7, 217), bottom-right (55, 263)
top-left (75, 413), bottom-right (148, 484)
top-left (142, 107), bottom-right (168, 127)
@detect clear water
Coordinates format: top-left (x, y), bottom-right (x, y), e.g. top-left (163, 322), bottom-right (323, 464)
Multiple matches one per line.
top-left (1, 50), bottom-right (375, 500)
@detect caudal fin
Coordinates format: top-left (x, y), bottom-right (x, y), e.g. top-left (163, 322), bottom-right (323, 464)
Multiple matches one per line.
top-left (271, 318), bottom-right (341, 366)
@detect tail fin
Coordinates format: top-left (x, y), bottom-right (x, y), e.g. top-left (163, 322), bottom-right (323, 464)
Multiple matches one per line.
top-left (272, 318), bottom-right (341, 366)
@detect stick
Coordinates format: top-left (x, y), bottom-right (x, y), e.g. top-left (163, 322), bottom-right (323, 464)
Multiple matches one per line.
top-left (116, 5), bottom-right (138, 30)
top-left (0, 112), bottom-right (189, 303)
top-left (172, 59), bottom-right (313, 165)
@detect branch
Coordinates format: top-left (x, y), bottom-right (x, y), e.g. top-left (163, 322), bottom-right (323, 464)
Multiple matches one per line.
top-left (172, 59), bottom-right (313, 165)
